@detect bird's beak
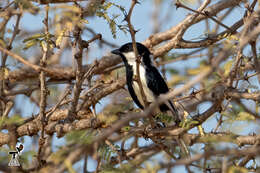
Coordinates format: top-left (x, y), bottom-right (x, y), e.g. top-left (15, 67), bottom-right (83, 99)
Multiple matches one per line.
top-left (111, 49), bottom-right (121, 55)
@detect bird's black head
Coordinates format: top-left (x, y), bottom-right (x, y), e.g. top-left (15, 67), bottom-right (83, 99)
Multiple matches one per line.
top-left (111, 42), bottom-right (152, 66)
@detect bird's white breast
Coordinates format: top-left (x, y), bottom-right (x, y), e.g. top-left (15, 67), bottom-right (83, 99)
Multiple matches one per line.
top-left (123, 52), bottom-right (155, 104)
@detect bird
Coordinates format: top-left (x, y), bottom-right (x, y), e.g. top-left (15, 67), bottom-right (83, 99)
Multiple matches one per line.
top-left (111, 42), bottom-right (181, 124)
top-left (16, 144), bottom-right (23, 153)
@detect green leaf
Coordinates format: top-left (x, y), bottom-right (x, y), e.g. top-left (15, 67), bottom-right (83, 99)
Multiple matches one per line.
top-left (0, 38), bottom-right (6, 47)
top-left (103, 2), bottom-right (113, 10)
top-left (166, 68), bottom-right (179, 74)
top-left (237, 112), bottom-right (255, 121)
top-left (65, 130), bottom-right (94, 145)
top-left (180, 119), bottom-right (199, 128)
top-left (20, 150), bottom-right (37, 165)
top-left (187, 65), bottom-right (209, 75)
top-left (40, 40), bottom-right (47, 52)
top-left (248, 84), bottom-right (259, 90)
top-left (179, 0), bottom-right (196, 5)
top-left (103, 12), bottom-right (110, 22)
top-left (95, 2), bottom-right (126, 39)
top-left (55, 30), bottom-right (64, 48)
top-left (15, 0), bottom-right (39, 15)
top-left (80, 19), bottom-right (89, 25)
top-left (122, 126), bottom-right (131, 132)
top-left (23, 39), bottom-right (39, 50)
top-left (228, 166), bottom-right (248, 173)
top-left (110, 3), bottom-right (126, 13)
top-left (224, 60), bottom-right (233, 76)
top-left (155, 113), bottom-right (174, 123)
top-left (64, 159), bottom-right (77, 173)
top-left (99, 144), bottom-right (111, 162)
top-left (96, 11), bottom-right (104, 18)
top-left (109, 20), bottom-right (117, 39)
top-left (23, 33), bottom-right (45, 43)
top-left (0, 67), bottom-right (9, 80)
top-left (0, 115), bottom-right (23, 127)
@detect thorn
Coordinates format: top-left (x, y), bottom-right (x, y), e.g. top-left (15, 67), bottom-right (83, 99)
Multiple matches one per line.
top-left (218, 106), bottom-right (223, 113)
top-left (123, 11), bottom-right (128, 22)
top-left (96, 33), bottom-right (102, 40)
top-left (74, 52), bottom-right (82, 59)
top-left (134, 28), bottom-right (140, 34)
top-left (175, 0), bottom-right (181, 9)
top-left (204, 11), bottom-right (210, 16)
top-left (81, 40), bottom-right (89, 48)
top-left (244, 72), bottom-right (249, 81)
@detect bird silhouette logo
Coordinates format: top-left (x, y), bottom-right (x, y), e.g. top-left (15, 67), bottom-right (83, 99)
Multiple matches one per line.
top-left (8, 144), bottom-right (24, 167)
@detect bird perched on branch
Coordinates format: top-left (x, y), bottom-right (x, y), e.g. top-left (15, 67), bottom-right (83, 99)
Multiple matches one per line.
top-left (111, 42), bottom-right (182, 124)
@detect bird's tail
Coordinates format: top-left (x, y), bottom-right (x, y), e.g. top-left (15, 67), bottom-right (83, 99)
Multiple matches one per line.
top-left (165, 100), bottom-right (182, 124)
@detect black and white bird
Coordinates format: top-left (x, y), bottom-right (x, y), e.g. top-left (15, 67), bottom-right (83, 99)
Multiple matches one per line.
top-left (111, 42), bottom-right (181, 123)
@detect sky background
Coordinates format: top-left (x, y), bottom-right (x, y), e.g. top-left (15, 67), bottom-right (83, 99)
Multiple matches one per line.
top-left (2, 0), bottom-right (260, 172)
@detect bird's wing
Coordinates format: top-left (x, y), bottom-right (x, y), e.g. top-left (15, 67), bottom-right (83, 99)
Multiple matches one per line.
top-left (145, 66), bottom-right (169, 95)
top-left (145, 66), bottom-right (179, 120)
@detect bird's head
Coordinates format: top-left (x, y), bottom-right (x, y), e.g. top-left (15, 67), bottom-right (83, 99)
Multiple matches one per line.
top-left (111, 42), bottom-right (152, 65)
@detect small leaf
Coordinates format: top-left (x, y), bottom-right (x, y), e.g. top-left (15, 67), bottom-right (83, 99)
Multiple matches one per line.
top-left (122, 126), bottom-right (130, 132)
top-left (111, 3), bottom-right (125, 13)
top-left (0, 38), bottom-right (6, 47)
top-left (0, 115), bottom-right (23, 127)
top-left (80, 19), bottom-right (89, 24)
top-left (197, 125), bottom-right (205, 136)
top-left (0, 67), bottom-right (9, 80)
top-left (167, 68), bottom-right (179, 74)
top-left (224, 60), bottom-right (233, 76)
top-left (248, 84), bottom-right (258, 89)
top-left (7, 29), bottom-right (12, 33)
top-left (40, 40), bottom-right (47, 52)
top-left (56, 4), bottom-right (81, 13)
top-left (96, 11), bottom-right (104, 18)
top-left (65, 130), bottom-right (93, 145)
top-left (228, 166), bottom-right (248, 173)
top-left (187, 66), bottom-right (205, 75)
top-left (181, 119), bottom-right (199, 128)
top-left (23, 39), bottom-right (39, 50)
top-left (237, 112), bottom-right (255, 121)
top-left (179, 0), bottom-right (196, 5)
top-left (15, 0), bottom-right (39, 15)
top-left (64, 159), bottom-right (77, 173)
top-left (223, 33), bottom-right (228, 38)
top-left (125, 97), bottom-right (133, 101)
top-left (155, 113), bottom-right (174, 123)
top-left (110, 21), bottom-right (117, 38)
top-left (103, 12), bottom-right (110, 22)
top-left (23, 33), bottom-right (45, 43)
top-left (183, 111), bottom-right (189, 118)
top-left (103, 2), bottom-right (113, 10)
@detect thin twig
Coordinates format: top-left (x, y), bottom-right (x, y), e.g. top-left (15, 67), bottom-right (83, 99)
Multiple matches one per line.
top-left (175, 1), bottom-right (233, 32)
top-left (37, 4), bottom-right (50, 167)
top-left (125, 0), bottom-right (148, 107)
top-left (0, 1), bottom-right (15, 12)
top-left (46, 85), bottom-right (71, 120)
top-left (160, 146), bottom-right (260, 169)
top-left (0, 46), bottom-right (45, 72)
